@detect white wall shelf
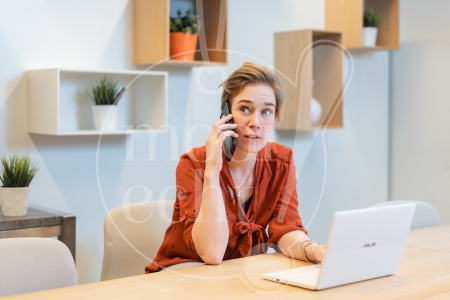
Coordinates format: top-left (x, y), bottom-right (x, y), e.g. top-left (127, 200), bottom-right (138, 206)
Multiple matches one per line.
top-left (27, 68), bottom-right (168, 136)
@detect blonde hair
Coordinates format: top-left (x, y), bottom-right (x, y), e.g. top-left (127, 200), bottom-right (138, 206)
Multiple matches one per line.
top-left (219, 62), bottom-right (284, 120)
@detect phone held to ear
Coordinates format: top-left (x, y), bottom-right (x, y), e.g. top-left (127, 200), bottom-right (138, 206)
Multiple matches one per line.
top-left (220, 101), bottom-right (237, 162)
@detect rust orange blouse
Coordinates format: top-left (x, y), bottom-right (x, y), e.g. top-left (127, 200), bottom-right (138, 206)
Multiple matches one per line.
top-left (145, 142), bottom-right (307, 273)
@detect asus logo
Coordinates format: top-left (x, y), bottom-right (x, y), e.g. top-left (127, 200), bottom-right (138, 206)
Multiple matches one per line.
top-left (363, 242), bottom-right (376, 248)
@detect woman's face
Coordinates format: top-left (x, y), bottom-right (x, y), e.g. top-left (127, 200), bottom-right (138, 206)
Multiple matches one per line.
top-left (230, 83), bottom-right (276, 155)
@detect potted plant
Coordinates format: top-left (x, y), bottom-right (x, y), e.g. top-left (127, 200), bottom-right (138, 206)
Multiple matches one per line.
top-left (170, 9), bottom-right (200, 61)
top-left (91, 77), bottom-right (126, 131)
top-left (363, 7), bottom-right (382, 47)
top-left (0, 155), bottom-right (39, 216)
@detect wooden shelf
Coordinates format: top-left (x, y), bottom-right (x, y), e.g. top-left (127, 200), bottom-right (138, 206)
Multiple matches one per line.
top-left (274, 30), bottom-right (344, 131)
top-left (27, 69), bottom-right (168, 136)
top-left (40, 130), bottom-right (164, 136)
top-left (133, 0), bottom-right (227, 66)
top-left (325, 0), bottom-right (399, 50)
top-left (350, 45), bottom-right (396, 52)
top-left (154, 60), bottom-right (227, 68)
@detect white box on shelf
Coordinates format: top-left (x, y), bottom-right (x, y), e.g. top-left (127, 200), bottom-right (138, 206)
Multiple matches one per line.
top-left (27, 68), bottom-right (168, 136)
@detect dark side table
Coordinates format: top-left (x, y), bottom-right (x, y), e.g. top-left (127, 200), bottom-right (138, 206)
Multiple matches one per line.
top-left (0, 204), bottom-right (76, 263)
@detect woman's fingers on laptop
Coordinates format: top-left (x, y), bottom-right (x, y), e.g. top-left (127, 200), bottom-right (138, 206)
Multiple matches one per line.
top-left (305, 243), bottom-right (326, 262)
top-left (313, 244), bottom-right (327, 262)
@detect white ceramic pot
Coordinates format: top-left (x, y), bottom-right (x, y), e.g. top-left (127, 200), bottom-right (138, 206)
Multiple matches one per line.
top-left (362, 27), bottom-right (378, 47)
top-left (311, 97), bottom-right (323, 126)
top-left (92, 105), bottom-right (118, 131)
top-left (0, 187), bottom-right (30, 216)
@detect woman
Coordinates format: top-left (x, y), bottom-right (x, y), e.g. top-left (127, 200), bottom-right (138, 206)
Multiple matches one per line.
top-left (145, 62), bottom-right (325, 273)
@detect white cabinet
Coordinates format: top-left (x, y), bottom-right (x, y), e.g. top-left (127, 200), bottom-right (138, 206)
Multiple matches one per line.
top-left (27, 69), bottom-right (168, 135)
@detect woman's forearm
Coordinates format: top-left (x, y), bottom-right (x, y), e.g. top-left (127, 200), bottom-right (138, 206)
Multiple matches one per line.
top-left (277, 230), bottom-right (325, 262)
top-left (192, 170), bottom-right (229, 264)
top-left (277, 230), bottom-right (309, 260)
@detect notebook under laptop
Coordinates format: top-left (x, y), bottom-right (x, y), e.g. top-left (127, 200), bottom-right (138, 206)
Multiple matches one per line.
top-left (263, 203), bottom-right (416, 290)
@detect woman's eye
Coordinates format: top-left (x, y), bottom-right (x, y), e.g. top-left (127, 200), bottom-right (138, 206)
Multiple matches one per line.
top-left (262, 109), bottom-right (273, 116)
top-left (240, 106), bottom-right (251, 114)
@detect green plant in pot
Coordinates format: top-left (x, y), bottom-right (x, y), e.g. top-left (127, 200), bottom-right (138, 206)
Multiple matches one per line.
top-left (170, 9), bottom-right (200, 61)
top-left (362, 7), bottom-right (382, 47)
top-left (0, 155), bottom-right (39, 216)
top-left (90, 77), bottom-right (126, 131)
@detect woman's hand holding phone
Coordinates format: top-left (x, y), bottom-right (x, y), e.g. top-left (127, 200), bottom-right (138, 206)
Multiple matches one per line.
top-left (205, 114), bottom-right (238, 175)
top-left (194, 114), bottom-right (236, 264)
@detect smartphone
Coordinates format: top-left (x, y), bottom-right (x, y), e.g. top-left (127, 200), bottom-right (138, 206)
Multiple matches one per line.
top-left (220, 101), bottom-right (237, 162)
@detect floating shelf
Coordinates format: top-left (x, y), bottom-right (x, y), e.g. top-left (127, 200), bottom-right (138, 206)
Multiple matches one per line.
top-left (133, 0), bottom-right (227, 66)
top-left (325, 0), bottom-right (399, 50)
top-left (157, 60), bottom-right (226, 68)
top-left (274, 30), bottom-right (344, 131)
top-left (27, 69), bottom-right (168, 136)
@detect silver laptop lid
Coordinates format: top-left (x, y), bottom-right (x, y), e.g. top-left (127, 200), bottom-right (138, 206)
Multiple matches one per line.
top-left (317, 203), bottom-right (416, 290)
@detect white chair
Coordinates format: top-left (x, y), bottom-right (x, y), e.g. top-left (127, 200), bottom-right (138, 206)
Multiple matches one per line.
top-left (102, 200), bottom-right (196, 280)
top-left (371, 200), bottom-right (441, 229)
top-left (0, 237), bottom-right (78, 297)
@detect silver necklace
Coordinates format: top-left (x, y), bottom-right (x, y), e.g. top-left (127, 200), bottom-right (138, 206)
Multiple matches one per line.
top-left (236, 167), bottom-right (254, 203)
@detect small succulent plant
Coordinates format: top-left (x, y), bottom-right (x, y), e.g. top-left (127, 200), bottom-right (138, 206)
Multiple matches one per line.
top-left (170, 9), bottom-right (200, 34)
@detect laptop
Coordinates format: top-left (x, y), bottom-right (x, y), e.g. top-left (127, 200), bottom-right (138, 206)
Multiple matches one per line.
top-left (263, 203), bottom-right (416, 290)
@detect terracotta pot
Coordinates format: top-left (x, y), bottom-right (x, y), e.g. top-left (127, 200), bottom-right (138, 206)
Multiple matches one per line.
top-left (170, 32), bottom-right (198, 61)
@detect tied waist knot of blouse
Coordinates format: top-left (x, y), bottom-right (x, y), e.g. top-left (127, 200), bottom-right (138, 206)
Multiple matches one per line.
top-left (233, 221), bottom-right (268, 257)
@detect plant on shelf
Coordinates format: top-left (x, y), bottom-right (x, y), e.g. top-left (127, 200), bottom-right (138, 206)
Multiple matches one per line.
top-left (169, 9), bottom-right (201, 61)
top-left (170, 9), bottom-right (199, 34)
top-left (91, 77), bottom-right (125, 106)
top-left (362, 7), bottom-right (382, 47)
top-left (363, 7), bottom-right (382, 28)
top-left (0, 154), bottom-right (39, 216)
top-left (90, 77), bottom-right (126, 131)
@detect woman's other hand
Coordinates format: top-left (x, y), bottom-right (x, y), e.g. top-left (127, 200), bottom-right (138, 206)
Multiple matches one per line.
top-left (306, 243), bottom-right (326, 262)
top-left (205, 114), bottom-right (238, 174)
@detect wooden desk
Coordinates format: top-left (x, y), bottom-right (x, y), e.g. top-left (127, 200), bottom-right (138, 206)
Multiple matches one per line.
top-left (406, 224), bottom-right (450, 253)
top-left (5, 225), bottom-right (450, 299)
top-left (0, 205), bottom-right (76, 262)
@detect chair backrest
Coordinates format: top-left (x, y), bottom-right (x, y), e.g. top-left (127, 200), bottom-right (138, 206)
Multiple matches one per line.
top-left (101, 200), bottom-right (174, 281)
top-left (371, 200), bottom-right (441, 229)
top-left (0, 237), bottom-right (78, 297)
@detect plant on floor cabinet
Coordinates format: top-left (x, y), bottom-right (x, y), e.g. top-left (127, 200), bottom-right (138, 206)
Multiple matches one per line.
top-left (0, 154), bottom-right (39, 216)
top-left (90, 77), bottom-right (126, 131)
top-left (170, 9), bottom-right (200, 61)
top-left (362, 7), bottom-right (382, 47)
